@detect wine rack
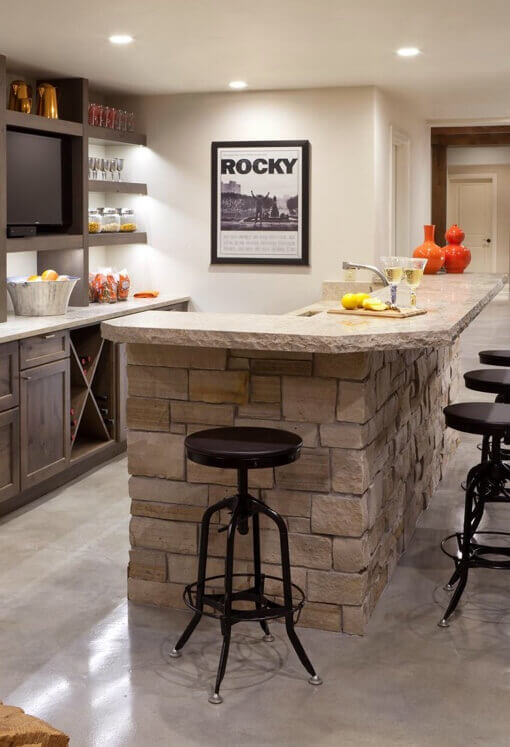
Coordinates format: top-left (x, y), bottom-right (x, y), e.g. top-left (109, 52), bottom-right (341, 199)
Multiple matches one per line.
top-left (69, 324), bottom-right (116, 461)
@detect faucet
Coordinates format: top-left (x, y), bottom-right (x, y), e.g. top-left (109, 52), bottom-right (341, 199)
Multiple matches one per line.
top-left (342, 261), bottom-right (389, 286)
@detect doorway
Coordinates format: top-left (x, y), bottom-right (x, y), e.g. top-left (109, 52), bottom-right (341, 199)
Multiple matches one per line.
top-left (447, 174), bottom-right (497, 272)
top-left (390, 128), bottom-right (410, 256)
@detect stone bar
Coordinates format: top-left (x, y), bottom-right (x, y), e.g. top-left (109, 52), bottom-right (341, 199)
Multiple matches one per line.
top-left (102, 273), bottom-right (506, 634)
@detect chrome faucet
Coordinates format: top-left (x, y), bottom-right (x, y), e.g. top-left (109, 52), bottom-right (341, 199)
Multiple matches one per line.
top-left (342, 261), bottom-right (389, 286)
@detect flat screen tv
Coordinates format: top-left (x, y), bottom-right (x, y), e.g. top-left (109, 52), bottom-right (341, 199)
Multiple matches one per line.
top-left (7, 130), bottom-right (68, 229)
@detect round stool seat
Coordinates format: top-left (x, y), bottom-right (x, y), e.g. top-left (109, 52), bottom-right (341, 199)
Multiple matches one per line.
top-left (444, 402), bottom-right (510, 436)
top-left (479, 350), bottom-right (510, 367)
top-left (464, 368), bottom-right (510, 395)
top-left (185, 426), bottom-right (302, 469)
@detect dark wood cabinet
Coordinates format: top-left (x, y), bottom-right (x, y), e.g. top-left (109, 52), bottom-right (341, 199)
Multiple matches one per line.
top-left (20, 358), bottom-right (70, 490)
top-left (0, 407), bottom-right (19, 503)
top-left (0, 341), bottom-right (19, 412)
top-left (20, 330), bottom-right (69, 369)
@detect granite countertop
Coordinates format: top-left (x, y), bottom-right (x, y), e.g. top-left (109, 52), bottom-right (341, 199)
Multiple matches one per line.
top-left (0, 293), bottom-right (190, 343)
top-left (101, 273), bottom-right (507, 354)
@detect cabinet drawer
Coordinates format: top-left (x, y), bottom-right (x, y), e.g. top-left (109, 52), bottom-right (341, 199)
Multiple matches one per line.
top-left (20, 330), bottom-right (69, 369)
top-left (0, 408), bottom-right (20, 504)
top-left (0, 342), bottom-right (19, 412)
top-left (20, 358), bottom-right (70, 490)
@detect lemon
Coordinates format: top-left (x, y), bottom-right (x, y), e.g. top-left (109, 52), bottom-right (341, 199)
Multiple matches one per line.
top-left (27, 275), bottom-right (42, 282)
top-left (341, 293), bottom-right (358, 310)
top-left (362, 297), bottom-right (381, 309)
top-left (367, 303), bottom-right (388, 311)
top-left (354, 292), bottom-right (370, 308)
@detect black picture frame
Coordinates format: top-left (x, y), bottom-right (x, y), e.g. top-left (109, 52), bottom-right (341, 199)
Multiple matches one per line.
top-left (211, 140), bottom-right (310, 265)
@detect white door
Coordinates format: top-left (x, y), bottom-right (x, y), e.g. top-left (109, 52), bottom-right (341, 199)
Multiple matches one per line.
top-left (447, 177), bottom-right (495, 272)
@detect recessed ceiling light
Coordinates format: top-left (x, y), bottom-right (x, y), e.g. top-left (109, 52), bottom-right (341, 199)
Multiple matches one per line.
top-left (396, 47), bottom-right (421, 57)
top-left (229, 80), bottom-right (248, 90)
top-left (109, 34), bottom-right (134, 45)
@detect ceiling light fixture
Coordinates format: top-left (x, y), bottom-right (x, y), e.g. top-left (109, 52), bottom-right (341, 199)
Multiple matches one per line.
top-left (396, 47), bottom-right (421, 57)
top-left (109, 34), bottom-right (134, 45)
top-left (229, 80), bottom-right (248, 90)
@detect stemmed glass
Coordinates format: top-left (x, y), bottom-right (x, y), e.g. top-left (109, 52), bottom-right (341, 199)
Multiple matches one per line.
top-left (115, 158), bottom-right (124, 182)
top-left (403, 258), bottom-right (428, 307)
top-left (380, 256), bottom-right (405, 308)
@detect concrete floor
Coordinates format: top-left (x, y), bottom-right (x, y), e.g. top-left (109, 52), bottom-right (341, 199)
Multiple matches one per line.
top-left (2, 290), bottom-right (510, 746)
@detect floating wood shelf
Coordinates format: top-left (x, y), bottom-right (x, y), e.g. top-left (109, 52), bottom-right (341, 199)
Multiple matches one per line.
top-left (87, 125), bottom-right (146, 147)
top-left (88, 232), bottom-right (147, 246)
top-left (88, 180), bottom-right (147, 195)
top-left (7, 234), bottom-right (84, 253)
top-left (5, 110), bottom-right (83, 137)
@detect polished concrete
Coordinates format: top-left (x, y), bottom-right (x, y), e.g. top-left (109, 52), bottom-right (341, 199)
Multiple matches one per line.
top-left (2, 289), bottom-right (510, 746)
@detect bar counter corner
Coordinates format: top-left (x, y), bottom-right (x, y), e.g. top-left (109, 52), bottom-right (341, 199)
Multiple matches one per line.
top-left (102, 273), bottom-right (507, 634)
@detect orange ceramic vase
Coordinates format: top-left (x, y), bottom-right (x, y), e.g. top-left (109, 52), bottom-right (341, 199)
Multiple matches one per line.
top-left (413, 224), bottom-right (445, 274)
top-left (443, 224), bottom-right (471, 274)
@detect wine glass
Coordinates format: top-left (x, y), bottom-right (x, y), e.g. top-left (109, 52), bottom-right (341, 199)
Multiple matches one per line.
top-left (116, 158), bottom-right (124, 182)
top-left (403, 257), bottom-right (428, 307)
top-left (380, 256), bottom-right (405, 308)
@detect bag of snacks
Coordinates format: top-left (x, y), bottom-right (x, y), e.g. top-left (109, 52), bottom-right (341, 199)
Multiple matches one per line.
top-left (88, 273), bottom-right (97, 302)
top-left (116, 268), bottom-right (130, 301)
top-left (95, 268), bottom-right (117, 303)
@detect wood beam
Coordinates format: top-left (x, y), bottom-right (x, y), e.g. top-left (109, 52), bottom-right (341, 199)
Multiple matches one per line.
top-left (431, 143), bottom-right (447, 245)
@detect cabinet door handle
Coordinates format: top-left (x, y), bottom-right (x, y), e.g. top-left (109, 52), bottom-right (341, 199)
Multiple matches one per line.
top-left (43, 333), bottom-right (56, 339)
top-left (21, 373), bottom-right (31, 380)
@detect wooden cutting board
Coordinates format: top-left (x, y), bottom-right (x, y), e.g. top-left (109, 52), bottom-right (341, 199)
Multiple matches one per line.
top-left (327, 306), bottom-right (427, 319)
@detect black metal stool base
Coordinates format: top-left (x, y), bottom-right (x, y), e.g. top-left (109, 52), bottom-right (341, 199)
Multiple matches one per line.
top-left (439, 448), bottom-right (510, 627)
top-left (170, 465), bottom-right (322, 703)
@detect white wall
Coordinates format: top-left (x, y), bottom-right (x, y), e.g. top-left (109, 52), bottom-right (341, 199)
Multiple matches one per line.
top-left (373, 89), bottom-right (431, 256)
top-left (110, 86), bottom-right (430, 313)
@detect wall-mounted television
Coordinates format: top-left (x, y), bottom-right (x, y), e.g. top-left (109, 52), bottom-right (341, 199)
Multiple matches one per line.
top-left (6, 130), bottom-right (70, 231)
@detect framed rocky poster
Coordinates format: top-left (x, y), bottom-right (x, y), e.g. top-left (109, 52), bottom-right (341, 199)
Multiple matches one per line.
top-left (211, 140), bottom-right (310, 265)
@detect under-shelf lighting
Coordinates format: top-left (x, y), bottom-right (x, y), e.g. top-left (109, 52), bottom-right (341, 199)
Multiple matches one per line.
top-left (109, 34), bottom-right (134, 45)
top-left (229, 80), bottom-right (248, 90)
top-left (396, 47), bottom-right (421, 57)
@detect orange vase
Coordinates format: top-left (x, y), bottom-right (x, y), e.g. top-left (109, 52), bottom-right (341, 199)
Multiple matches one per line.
top-left (443, 224), bottom-right (471, 274)
top-left (413, 224), bottom-right (445, 274)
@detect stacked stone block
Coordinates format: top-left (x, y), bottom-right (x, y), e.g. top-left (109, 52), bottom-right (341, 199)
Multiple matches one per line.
top-left (126, 340), bottom-right (460, 634)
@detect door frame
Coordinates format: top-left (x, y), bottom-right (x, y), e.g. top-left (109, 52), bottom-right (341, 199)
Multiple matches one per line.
top-left (431, 125), bottom-right (510, 243)
top-left (447, 171), bottom-right (498, 272)
top-left (389, 126), bottom-right (410, 256)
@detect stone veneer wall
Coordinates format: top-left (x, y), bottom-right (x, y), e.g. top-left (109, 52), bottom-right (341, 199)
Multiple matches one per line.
top-left (126, 341), bottom-right (461, 634)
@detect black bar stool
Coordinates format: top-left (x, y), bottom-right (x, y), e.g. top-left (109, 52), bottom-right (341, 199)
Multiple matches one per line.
top-left (464, 368), bottom-right (510, 461)
top-left (170, 426), bottom-right (322, 704)
top-left (479, 350), bottom-right (510, 367)
top-left (439, 402), bottom-right (510, 627)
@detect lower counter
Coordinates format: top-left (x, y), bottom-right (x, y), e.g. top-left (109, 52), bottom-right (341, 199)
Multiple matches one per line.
top-left (0, 294), bottom-right (189, 516)
top-left (122, 340), bottom-right (460, 635)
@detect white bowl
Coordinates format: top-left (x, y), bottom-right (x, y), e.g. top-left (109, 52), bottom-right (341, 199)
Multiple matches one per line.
top-left (7, 276), bottom-right (80, 316)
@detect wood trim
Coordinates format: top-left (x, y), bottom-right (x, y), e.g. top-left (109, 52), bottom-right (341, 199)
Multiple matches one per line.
top-left (87, 125), bottom-right (146, 146)
top-left (5, 110), bottom-right (83, 137)
top-left (0, 55), bottom-right (6, 323)
top-left (88, 231), bottom-right (147, 246)
top-left (0, 341), bottom-right (19, 412)
top-left (0, 407), bottom-right (20, 504)
top-left (88, 180), bottom-right (147, 195)
top-left (432, 133), bottom-right (510, 147)
top-left (7, 234), bottom-right (83, 253)
top-left (431, 143), bottom-right (447, 245)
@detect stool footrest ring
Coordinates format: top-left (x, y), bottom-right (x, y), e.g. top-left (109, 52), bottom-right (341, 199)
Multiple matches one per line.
top-left (441, 530), bottom-right (510, 570)
top-left (183, 573), bottom-right (305, 624)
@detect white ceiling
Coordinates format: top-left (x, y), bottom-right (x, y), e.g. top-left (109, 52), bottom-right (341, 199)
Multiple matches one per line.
top-left (2, 0), bottom-right (510, 119)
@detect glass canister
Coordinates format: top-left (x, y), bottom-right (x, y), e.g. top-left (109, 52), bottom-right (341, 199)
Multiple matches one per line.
top-left (88, 208), bottom-right (102, 233)
top-left (120, 208), bottom-right (137, 232)
top-left (101, 207), bottom-right (120, 232)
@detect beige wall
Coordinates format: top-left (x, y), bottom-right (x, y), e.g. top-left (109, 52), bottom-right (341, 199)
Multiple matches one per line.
top-left (448, 164), bottom-right (510, 274)
top-left (123, 86), bottom-right (430, 313)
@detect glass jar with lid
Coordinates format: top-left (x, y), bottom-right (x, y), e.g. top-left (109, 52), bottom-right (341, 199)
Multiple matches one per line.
top-left (88, 208), bottom-right (101, 234)
top-left (119, 208), bottom-right (137, 232)
top-left (101, 208), bottom-right (120, 232)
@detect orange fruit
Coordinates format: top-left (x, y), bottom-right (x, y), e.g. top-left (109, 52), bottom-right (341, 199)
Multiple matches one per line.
top-left (27, 275), bottom-right (42, 282)
top-left (41, 269), bottom-right (58, 281)
top-left (56, 275), bottom-right (69, 281)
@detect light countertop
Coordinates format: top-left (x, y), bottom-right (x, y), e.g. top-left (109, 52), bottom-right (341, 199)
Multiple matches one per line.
top-left (101, 273), bottom-right (507, 354)
top-left (0, 294), bottom-right (190, 343)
